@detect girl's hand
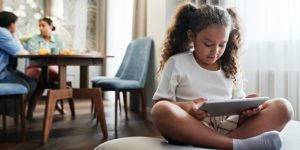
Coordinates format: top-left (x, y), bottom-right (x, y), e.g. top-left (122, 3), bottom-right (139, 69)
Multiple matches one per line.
top-left (246, 93), bottom-right (260, 98)
top-left (189, 98), bottom-right (210, 121)
top-left (241, 105), bottom-right (262, 117)
top-left (242, 93), bottom-right (261, 117)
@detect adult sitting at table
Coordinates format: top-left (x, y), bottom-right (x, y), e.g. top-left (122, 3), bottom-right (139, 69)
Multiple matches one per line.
top-left (26, 17), bottom-right (69, 119)
top-left (26, 17), bottom-right (64, 82)
top-left (0, 11), bottom-right (37, 117)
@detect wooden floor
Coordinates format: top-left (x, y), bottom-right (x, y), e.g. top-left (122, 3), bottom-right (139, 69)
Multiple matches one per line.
top-left (0, 98), bottom-right (160, 150)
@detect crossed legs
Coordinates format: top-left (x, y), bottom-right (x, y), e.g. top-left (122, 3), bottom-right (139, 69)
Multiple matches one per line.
top-left (227, 98), bottom-right (293, 139)
top-left (151, 98), bottom-right (293, 149)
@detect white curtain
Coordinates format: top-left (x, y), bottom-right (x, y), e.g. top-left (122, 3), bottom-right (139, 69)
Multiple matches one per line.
top-left (106, 0), bottom-right (133, 77)
top-left (132, 0), bottom-right (147, 39)
top-left (105, 0), bottom-right (133, 99)
top-left (223, 0), bottom-right (300, 120)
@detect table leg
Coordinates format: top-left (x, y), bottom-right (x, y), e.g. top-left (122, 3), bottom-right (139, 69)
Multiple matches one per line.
top-left (80, 66), bottom-right (89, 88)
top-left (73, 88), bottom-right (108, 138)
top-left (59, 66), bottom-right (67, 89)
top-left (42, 89), bottom-right (72, 144)
top-left (42, 65), bottom-right (70, 144)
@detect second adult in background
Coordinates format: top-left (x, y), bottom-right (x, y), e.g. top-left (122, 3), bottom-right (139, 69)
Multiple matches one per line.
top-left (26, 17), bottom-right (63, 82)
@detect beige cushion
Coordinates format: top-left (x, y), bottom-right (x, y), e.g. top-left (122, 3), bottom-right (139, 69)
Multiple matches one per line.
top-left (95, 120), bottom-right (300, 150)
top-left (94, 137), bottom-right (209, 150)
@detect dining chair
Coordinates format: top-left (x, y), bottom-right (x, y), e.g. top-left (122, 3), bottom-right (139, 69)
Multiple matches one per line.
top-left (0, 83), bottom-right (28, 141)
top-left (91, 37), bottom-right (154, 133)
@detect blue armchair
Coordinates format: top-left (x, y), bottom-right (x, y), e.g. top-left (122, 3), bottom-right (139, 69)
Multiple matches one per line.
top-left (91, 37), bottom-right (154, 133)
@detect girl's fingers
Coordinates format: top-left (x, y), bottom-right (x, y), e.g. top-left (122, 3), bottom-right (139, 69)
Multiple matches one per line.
top-left (242, 106), bottom-right (261, 117)
top-left (246, 93), bottom-right (260, 98)
top-left (193, 98), bottom-right (208, 103)
top-left (196, 112), bottom-right (209, 120)
top-left (193, 98), bottom-right (207, 111)
top-left (192, 108), bottom-right (209, 119)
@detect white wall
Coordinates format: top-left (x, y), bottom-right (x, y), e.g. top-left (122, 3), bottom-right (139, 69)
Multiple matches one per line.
top-left (147, 0), bottom-right (182, 86)
top-left (145, 0), bottom-right (182, 109)
top-left (147, 0), bottom-right (166, 84)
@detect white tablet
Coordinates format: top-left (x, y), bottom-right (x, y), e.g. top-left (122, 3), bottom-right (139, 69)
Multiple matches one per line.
top-left (198, 97), bottom-right (270, 116)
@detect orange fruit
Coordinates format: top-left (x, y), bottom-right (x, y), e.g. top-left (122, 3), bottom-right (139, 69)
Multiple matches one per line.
top-left (38, 49), bottom-right (50, 55)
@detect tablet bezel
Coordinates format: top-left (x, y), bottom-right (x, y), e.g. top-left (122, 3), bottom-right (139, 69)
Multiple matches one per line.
top-left (198, 97), bottom-right (270, 116)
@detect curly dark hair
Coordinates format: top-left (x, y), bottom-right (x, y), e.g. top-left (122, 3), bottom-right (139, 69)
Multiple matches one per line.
top-left (221, 8), bottom-right (243, 80)
top-left (158, 3), bottom-right (242, 81)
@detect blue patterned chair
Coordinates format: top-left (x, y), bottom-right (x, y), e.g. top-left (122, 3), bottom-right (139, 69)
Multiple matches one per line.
top-left (0, 83), bottom-right (28, 141)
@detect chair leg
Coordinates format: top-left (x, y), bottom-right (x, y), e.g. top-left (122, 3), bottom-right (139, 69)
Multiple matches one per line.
top-left (122, 91), bottom-right (128, 121)
top-left (14, 99), bottom-right (19, 133)
top-left (54, 81), bottom-right (74, 116)
top-left (55, 101), bottom-right (65, 115)
top-left (0, 95), bottom-right (26, 141)
top-left (114, 90), bottom-right (120, 134)
top-left (139, 89), bottom-right (147, 120)
top-left (27, 87), bottom-right (44, 120)
top-left (68, 98), bottom-right (75, 118)
top-left (66, 81), bottom-right (75, 117)
top-left (20, 95), bottom-right (26, 141)
top-left (91, 99), bottom-right (94, 113)
top-left (66, 81), bottom-right (72, 89)
top-left (54, 87), bottom-right (72, 116)
top-left (2, 99), bottom-right (6, 132)
top-left (55, 86), bottom-right (67, 115)
top-left (59, 100), bottom-right (65, 114)
top-left (119, 93), bottom-right (122, 115)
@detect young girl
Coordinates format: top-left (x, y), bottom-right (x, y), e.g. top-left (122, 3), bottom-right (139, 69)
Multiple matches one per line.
top-left (151, 3), bottom-right (293, 150)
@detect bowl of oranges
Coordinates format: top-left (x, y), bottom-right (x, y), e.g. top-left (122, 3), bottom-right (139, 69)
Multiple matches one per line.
top-left (59, 49), bottom-right (77, 55)
top-left (38, 49), bottom-right (50, 55)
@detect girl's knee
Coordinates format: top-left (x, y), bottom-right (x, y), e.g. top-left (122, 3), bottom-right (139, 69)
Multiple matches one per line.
top-left (151, 101), bottom-right (173, 119)
top-left (151, 100), bottom-right (185, 126)
top-left (269, 98), bottom-right (294, 120)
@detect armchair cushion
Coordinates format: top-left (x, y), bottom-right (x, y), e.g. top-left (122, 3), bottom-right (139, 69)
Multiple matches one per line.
top-left (91, 76), bottom-right (119, 83)
top-left (0, 83), bottom-right (28, 95)
top-left (92, 79), bottom-right (141, 91)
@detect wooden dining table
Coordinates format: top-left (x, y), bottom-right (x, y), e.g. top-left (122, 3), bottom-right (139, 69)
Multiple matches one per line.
top-left (17, 54), bottom-right (108, 144)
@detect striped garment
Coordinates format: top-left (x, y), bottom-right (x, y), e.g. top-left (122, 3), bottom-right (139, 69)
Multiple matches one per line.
top-left (202, 115), bottom-right (239, 134)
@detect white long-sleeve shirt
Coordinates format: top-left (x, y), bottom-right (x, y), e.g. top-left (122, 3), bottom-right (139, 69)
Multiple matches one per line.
top-left (153, 52), bottom-right (245, 102)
